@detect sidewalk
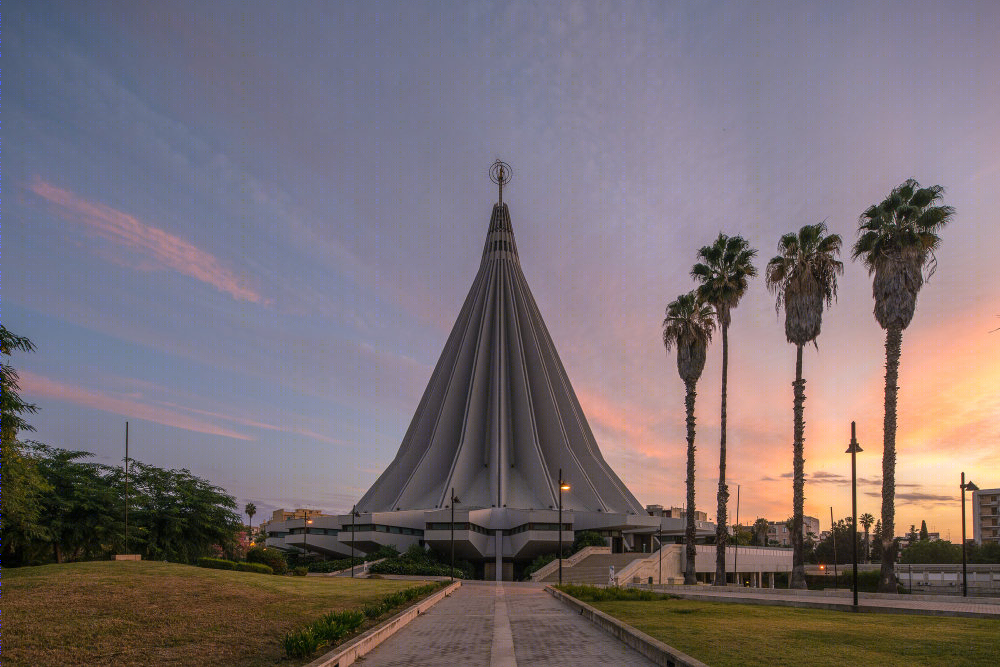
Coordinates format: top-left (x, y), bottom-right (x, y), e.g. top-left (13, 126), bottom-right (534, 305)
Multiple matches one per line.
top-left (640, 585), bottom-right (1000, 619)
top-left (357, 581), bottom-right (657, 666)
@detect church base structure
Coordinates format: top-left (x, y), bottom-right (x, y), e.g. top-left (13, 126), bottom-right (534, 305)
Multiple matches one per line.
top-left (265, 507), bottom-right (716, 581)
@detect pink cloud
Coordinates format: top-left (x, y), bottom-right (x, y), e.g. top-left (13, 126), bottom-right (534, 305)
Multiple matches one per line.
top-left (28, 177), bottom-right (265, 303)
top-left (19, 371), bottom-right (253, 441)
top-left (153, 399), bottom-right (354, 448)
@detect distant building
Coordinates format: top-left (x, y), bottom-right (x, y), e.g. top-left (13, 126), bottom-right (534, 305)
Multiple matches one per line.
top-left (259, 508), bottom-right (329, 538)
top-left (766, 516), bottom-right (819, 547)
top-left (646, 504), bottom-right (708, 523)
top-left (972, 487), bottom-right (1000, 545)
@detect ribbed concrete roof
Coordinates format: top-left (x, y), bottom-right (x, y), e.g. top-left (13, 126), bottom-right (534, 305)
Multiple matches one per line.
top-left (357, 203), bottom-right (643, 516)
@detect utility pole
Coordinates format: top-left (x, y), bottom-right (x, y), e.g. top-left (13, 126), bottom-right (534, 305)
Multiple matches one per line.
top-left (125, 422), bottom-right (129, 556)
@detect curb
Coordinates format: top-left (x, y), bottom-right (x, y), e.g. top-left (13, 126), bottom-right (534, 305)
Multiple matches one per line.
top-left (545, 586), bottom-right (709, 667)
top-left (662, 591), bottom-right (1000, 619)
top-left (304, 580), bottom-right (462, 667)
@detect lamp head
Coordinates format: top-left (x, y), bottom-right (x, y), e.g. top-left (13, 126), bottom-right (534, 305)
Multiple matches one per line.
top-left (306, 518), bottom-right (313, 524)
top-left (965, 481), bottom-right (979, 492)
top-left (560, 482), bottom-right (571, 491)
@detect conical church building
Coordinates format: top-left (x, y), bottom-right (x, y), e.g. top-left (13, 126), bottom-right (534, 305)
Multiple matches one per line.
top-left (267, 174), bottom-right (711, 580)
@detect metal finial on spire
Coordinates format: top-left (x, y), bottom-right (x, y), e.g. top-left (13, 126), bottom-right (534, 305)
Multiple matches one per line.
top-left (489, 160), bottom-right (512, 206)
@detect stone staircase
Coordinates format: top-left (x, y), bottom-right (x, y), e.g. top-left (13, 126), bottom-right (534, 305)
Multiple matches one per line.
top-left (537, 552), bottom-right (650, 584)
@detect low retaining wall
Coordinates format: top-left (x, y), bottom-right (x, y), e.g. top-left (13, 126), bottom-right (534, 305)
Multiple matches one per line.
top-left (530, 546), bottom-right (611, 581)
top-left (545, 586), bottom-right (709, 667)
top-left (305, 580), bottom-right (461, 667)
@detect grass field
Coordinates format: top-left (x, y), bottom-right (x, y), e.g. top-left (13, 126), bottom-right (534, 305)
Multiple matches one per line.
top-left (3, 561), bottom-right (434, 667)
top-left (591, 598), bottom-right (999, 667)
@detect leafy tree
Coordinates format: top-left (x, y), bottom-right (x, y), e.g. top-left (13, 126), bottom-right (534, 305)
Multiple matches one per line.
top-left (31, 444), bottom-right (122, 563)
top-left (572, 530), bottom-right (607, 552)
top-left (852, 179), bottom-right (955, 592)
top-left (0, 325), bottom-right (50, 564)
top-left (859, 513), bottom-right (875, 563)
top-left (765, 223), bottom-right (843, 588)
top-left (732, 524), bottom-right (754, 546)
top-left (919, 520), bottom-right (929, 541)
top-left (814, 517), bottom-right (863, 565)
top-left (752, 518), bottom-right (770, 546)
top-left (871, 519), bottom-right (884, 562)
top-left (900, 539), bottom-right (961, 564)
top-left (662, 290), bottom-right (716, 584)
top-left (691, 233), bottom-right (757, 586)
top-left (127, 461), bottom-right (242, 563)
top-left (969, 542), bottom-right (1000, 564)
top-left (1, 326), bottom-right (52, 563)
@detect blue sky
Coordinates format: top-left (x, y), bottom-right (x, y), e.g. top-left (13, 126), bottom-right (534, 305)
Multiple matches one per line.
top-left (6, 0), bottom-right (999, 537)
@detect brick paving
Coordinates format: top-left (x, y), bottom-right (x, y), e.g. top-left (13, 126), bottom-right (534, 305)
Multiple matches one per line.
top-left (357, 581), bottom-right (657, 666)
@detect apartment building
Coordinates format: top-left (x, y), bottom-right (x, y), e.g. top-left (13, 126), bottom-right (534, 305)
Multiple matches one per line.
top-left (766, 516), bottom-right (820, 547)
top-left (972, 487), bottom-right (1000, 545)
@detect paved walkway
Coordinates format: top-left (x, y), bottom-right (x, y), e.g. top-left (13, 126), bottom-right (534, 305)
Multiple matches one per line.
top-left (356, 582), bottom-right (656, 666)
top-left (652, 586), bottom-right (1000, 619)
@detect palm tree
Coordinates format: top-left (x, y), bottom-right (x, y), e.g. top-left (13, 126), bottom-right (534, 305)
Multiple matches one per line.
top-left (859, 512), bottom-right (875, 563)
top-left (765, 222), bottom-right (843, 589)
top-left (852, 179), bottom-right (954, 592)
top-left (691, 233), bottom-right (757, 585)
top-left (245, 502), bottom-right (257, 533)
top-left (663, 291), bottom-right (716, 585)
top-left (753, 517), bottom-right (770, 547)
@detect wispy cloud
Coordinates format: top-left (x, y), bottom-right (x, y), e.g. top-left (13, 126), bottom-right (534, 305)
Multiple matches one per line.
top-left (28, 177), bottom-right (266, 304)
top-left (19, 370), bottom-right (253, 441)
top-left (863, 490), bottom-right (956, 506)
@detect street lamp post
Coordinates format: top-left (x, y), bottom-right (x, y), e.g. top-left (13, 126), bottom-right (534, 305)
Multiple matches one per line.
top-left (450, 488), bottom-right (460, 582)
top-left (657, 526), bottom-right (663, 585)
top-left (845, 421), bottom-right (863, 607)
top-left (303, 516), bottom-right (313, 558)
top-left (558, 469), bottom-right (570, 585)
top-left (350, 506), bottom-right (359, 578)
top-left (960, 473), bottom-right (979, 597)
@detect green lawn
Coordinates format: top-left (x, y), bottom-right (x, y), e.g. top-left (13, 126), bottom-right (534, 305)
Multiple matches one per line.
top-left (3, 561), bottom-right (433, 667)
top-left (591, 598), bottom-right (999, 667)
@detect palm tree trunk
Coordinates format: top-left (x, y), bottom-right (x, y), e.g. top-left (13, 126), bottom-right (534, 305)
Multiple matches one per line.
top-left (878, 325), bottom-right (903, 593)
top-left (714, 323), bottom-right (730, 586)
top-left (790, 343), bottom-right (807, 589)
top-left (684, 379), bottom-right (698, 585)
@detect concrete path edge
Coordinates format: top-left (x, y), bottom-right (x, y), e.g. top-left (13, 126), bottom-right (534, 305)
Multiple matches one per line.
top-left (545, 586), bottom-right (709, 667)
top-left (663, 591), bottom-right (1000, 619)
top-left (304, 580), bottom-right (462, 667)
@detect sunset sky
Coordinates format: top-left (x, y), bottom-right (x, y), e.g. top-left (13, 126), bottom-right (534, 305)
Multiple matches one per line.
top-left (7, 1), bottom-right (998, 540)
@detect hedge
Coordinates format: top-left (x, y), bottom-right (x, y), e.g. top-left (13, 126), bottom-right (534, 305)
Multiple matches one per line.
top-left (246, 546), bottom-right (288, 575)
top-left (283, 583), bottom-right (444, 660)
top-left (235, 562), bottom-right (274, 575)
top-left (197, 557), bottom-right (236, 570)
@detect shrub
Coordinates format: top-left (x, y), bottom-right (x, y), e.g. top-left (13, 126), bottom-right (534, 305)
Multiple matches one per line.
top-left (572, 531), bottom-right (608, 552)
top-left (293, 566), bottom-right (309, 576)
top-left (235, 562), bottom-right (273, 575)
top-left (197, 557), bottom-right (236, 570)
top-left (363, 602), bottom-right (386, 619)
top-left (524, 553), bottom-right (556, 578)
top-left (282, 627), bottom-right (321, 659)
top-left (556, 584), bottom-right (677, 602)
top-left (246, 546), bottom-right (287, 575)
top-left (367, 545), bottom-right (400, 560)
